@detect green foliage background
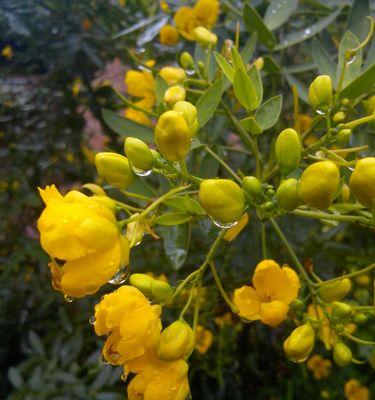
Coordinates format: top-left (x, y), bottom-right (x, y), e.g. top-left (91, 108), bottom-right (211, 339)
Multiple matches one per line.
top-left (1, 0), bottom-right (374, 399)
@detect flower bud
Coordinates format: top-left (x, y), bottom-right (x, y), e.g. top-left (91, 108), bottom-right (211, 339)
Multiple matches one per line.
top-left (275, 128), bottom-right (301, 175)
top-left (363, 95), bottom-right (375, 115)
top-left (151, 149), bottom-right (161, 160)
top-left (164, 85), bottom-right (186, 107)
top-left (180, 51), bottom-right (194, 69)
top-left (129, 273), bottom-right (154, 294)
top-left (154, 111), bottom-right (191, 161)
top-left (290, 298), bottom-right (304, 312)
top-left (349, 157), bottom-right (375, 208)
top-left (333, 342), bottom-right (352, 367)
top-left (353, 313), bottom-right (368, 325)
top-left (276, 178), bottom-right (299, 211)
top-left (298, 161), bottom-right (340, 209)
top-left (156, 320), bottom-right (195, 361)
top-left (318, 278), bottom-right (352, 303)
top-left (355, 273), bottom-right (370, 287)
top-left (254, 57), bottom-right (264, 71)
top-left (336, 128), bottom-right (352, 143)
top-left (95, 152), bottom-right (135, 189)
top-left (308, 75), bottom-right (333, 112)
top-left (173, 100), bottom-right (198, 136)
top-left (333, 111), bottom-right (346, 123)
top-left (339, 183), bottom-right (350, 203)
top-left (283, 324), bottom-right (315, 363)
top-left (124, 137), bottom-right (154, 172)
top-left (193, 26), bottom-right (218, 47)
top-left (159, 67), bottom-right (186, 86)
top-left (151, 279), bottom-right (174, 302)
top-left (199, 179), bottom-right (245, 224)
top-left (332, 301), bottom-right (353, 321)
top-left (242, 176), bottom-right (262, 201)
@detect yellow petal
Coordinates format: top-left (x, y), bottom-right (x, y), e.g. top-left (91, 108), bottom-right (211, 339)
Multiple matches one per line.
top-left (260, 300), bottom-right (289, 327)
top-left (224, 213), bottom-right (249, 242)
top-left (273, 265), bottom-right (301, 305)
top-left (233, 285), bottom-right (261, 321)
top-left (252, 259), bottom-right (285, 302)
top-left (38, 185), bottom-right (63, 205)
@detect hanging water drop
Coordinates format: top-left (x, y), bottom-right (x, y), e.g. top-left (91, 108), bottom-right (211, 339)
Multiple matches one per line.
top-left (315, 109), bottom-right (327, 115)
top-left (109, 265), bottom-right (130, 285)
top-left (346, 54), bottom-right (356, 65)
top-left (131, 165), bottom-right (152, 177)
top-left (64, 294), bottom-right (74, 303)
top-left (89, 315), bottom-right (96, 325)
top-left (210, 217), bottom-right (238, 229)
top-left (101, 355), bottom-right (110, 365)
top-left (186, 69), bottom-right (195, 76)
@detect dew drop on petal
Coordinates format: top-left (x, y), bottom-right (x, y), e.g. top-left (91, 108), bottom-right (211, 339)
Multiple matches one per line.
top-left (64, 294), bottom-right (74, 303)
top-left (109, 264), bottom-right (130, 285)
top-left (131, 166), bottom-right (152, 177)
top-left (89, 315), bottom-right (96, 325)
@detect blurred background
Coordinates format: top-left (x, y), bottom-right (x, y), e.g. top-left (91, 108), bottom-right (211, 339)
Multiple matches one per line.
top-left (1, 1), bottom-right (374, 399)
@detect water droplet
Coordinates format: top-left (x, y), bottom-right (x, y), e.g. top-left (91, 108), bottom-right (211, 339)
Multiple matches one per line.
top-left (271, 9), bottom-right (276, 14)
top-left (315, 109), bottom-right (327, 115)
top-left (109, 265), bottom-right (130, 285)
top-left (89, 315), bottom-right (96, 325)
top-left (303, 28), bottom-right (311, 36)
top-left (186, 69), bottom-right (195, 76)
top-left (151, 369), bottom-right (158, 376)
top-left (210, 217), bottom-right (238, 229)
top-left (64, 294), bottom-right (74, 303)
top-left (101, 355), bottom-right (110, 365)
top-left (346, 55), bottom-right (356, 65)
top-left (131, 165), bottom-right (152, 177)
top-left (348, 166), bottom-right (354, 171)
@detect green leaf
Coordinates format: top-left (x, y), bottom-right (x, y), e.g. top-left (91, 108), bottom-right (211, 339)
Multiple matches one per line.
top-left (240, 116), bottom-right (263, 135)
top-left (311, 38), bottom-right (336, 82)
top-left (214, 52), bottom-right (235, 82)
top-left (255, 95), bottom-right (283, 131)
top-left (248, 65), bottom-right (263, 105)
top-left (231, 46), bottom-right (247, 72)
top-left (101, 108), bottom-right (154, 143)
top-left (364, 38), bottom-right (375, 70)
top-left (197, 152), bottom-right (220, 178)
top-left (233, 69), bottom-right (259, 111)
top-left (275, 7), bottom-right (342, 50)
top-left (154, 75), bottom-right (168, 104)
top-left (240, 32), bottom-right (258, 64)
top-left (263, 56), bottom-right (281, 74)
top-left (8, 368), bottom-right (24, 388)
top-left (243, 4), bottom-right (276, 49)
top-left (162, 223), bottom-right (191, 270)
top-left (264, 0), bottom-right (298, 31)
top-left (164, 196), bottom-right (205, 214)
top-left (339, 64), bottom-right (375, 99)
top-left (284, 72), bottom-right (309, 103)
top-left (154, 212), bottom-right (192, 226)
top-left (337, 31), bottom-right (362, 88)
top-left (347, 0), bottom-right (370, 42)
top-left (197, 78), bottom-right (224, 127)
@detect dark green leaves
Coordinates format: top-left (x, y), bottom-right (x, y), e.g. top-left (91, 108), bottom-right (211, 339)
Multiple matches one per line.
top-left (264, 0), bottom-right (298, 31)
top-left (337, 31), bottom-right (362, 87)
top-left (243, 4), bottom-right (276, 49)
top-left (101, 108), bottom-right (154, 143)
top-left (197, 78), bottom-right (224, 127)
top-left (339, 64), bottom-right (375, 99)
top-left (255, 95), bottom-right (283, 131)
top-left (311, 39), bottom-right (336, 82)
top-left (214, 52), bottom-right (234, 82)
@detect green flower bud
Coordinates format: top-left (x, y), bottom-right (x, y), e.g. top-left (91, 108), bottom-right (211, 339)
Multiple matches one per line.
top-left (173, 100), bottom-right (198, 136)
top-left (180, 51), bottom-right (194, 69)
top-left (275, 128), bottom-right (301, 175)
top-left (156, 320), bottom-right (195, 361)
top-left (129, 273), bottom-right (154, 294)
top-left (341, 98), bottom-right (350, 106)
top-left (290, 298), bottom-right (304, 312)
top-left (193, 26), bottom-right (218, 47)
top-left (332, 301), bottom-right (353, 321)
top-left (363, 95), bottom-right (375, 115)
top-left (339, 183), bottom-right (351, 203)
top-left (164, 85), bottom-right (186, 107)
top-left (242, 176), bottom-right (262, 201)
top-left (333, 342), bottom-right (352, 367)
top-left (154, 110), bottom-right (191, 161)
top-left (353, 313), bottom-right (368, 325)
top-left (124, 137), bottom-right (154, 172)
top-left (95, 152), bottom-right (135, 189)
top-left (151, 280), bottom-right (174, 302)
top-left (276, 178), bottom-right (299, 211)
top-left (283, 324), bottom-right (315, 363)
top-left (151, 149), bottom-right (161, 160)
top-left (349, 157), bottom-right (375, 208)
top-left (318, 278), bottom-right (352, 303)
top-left (199, 179), bottom-right (245, 224)
top-left (336, 128), bottom-right (352, 143)
top-left (298, 161), bottom-right (340, 209)
top-left (308, 75), bottom-right (333, 112)
top-left (333, 111), bottom-right (346, 123)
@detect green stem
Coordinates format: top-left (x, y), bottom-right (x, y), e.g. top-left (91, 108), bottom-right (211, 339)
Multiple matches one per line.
top-left (315, 263), bottom-right (375, 287)
top-left (112, 87), bottom-right (157, 117)
top-left (113, 200), bottom-right (143, 212)
top-left (353, 306), bottom-right (375, 312)
top-left (193, 279), bottom-right (203, 332)
top-left (343, 331), bottom-right (375, 346)
top-left (269, 217), bottom-right (315, 291)
top-left (120, 190), bottom-right (151, 202)
top-left (204, 145), bottom-right (242, 184)
top-left (179, 284), bottom-right (196, 319)
top-left (292, 209), bottom-right (372, 227)
top-left (261, 223), bottom-right (267, 259)
top-left (209, 261), bottom-right (238, 313)
top-left (173, 270), bottom-right (201, 299)
top-left (343, 114), bottom-right (375, 130)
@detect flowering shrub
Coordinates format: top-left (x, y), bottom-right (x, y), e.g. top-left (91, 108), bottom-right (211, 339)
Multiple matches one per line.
top-left (10, 0), bottom-right (375, 398)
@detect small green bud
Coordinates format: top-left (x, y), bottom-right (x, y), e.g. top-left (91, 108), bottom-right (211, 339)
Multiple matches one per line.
top-left (242, 176), bottom-right (262, 201)
top-left (264, 201), bottom-right (274, 211)
top-left (290, 298), bottom-right (304, 311)
top-left (275, 128), bottom-right (301, 175)
top-left (129, 273), bottom-right (154, 294)
top-left (353, 313), bottom-right (368, 325)
top-left (180, 51), bottom-right (194, 69)
top-left (124, 137), bottom-right (154, 172)
top-left (332, 301), bottom-right (353, 321)
top-left (276, 178), bottom-right (299, 211)
top-left (193, 26), bottom-right (218, 47)
top-left (266, 189), bottom-right (275, 196)
top-left (341, 98), bottom-right (350, 106)
top-left (151, 280), bottom-right (174, 302)
top-left (333, 111), bottom-right (346, 123)
top-left (333, 342), bottom-right (352, 367)
top-left (308, 75), bottom-right (333, 112)
top-left (336, 128), bottom-right (352, 143)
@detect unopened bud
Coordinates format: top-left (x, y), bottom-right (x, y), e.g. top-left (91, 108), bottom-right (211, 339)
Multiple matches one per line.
top-left (276, 178), bottom-right (299, 211)
top-left (159, 66), bottom-right (186, 86)
top-left (151, 280), bottom-right (174, 302)
top-left (275, 128), bottom-right (301, 175)
top-left (129, 273), bottom-right (154, 294)
top-left (308, 75), bottom-right (333, 113)
top-left (180, 51), bottom-right (194, 69)
top-left (193, 26), bottom-right (217, 47)
top-left (332, 301), bottom-right (353, 321)
top-left (333, 342), bottom-right (352, 367)
top-left (242, 176), bottom-right (262, 202)
top-left (349, 157), bottom-right (375, 208)
top-left (336, 128), bottom-right (352, 143)
top-left (124, 137), bottom-right (154, 172)
top-left (333, 111), bottom-right (346, 123)
top-left (254, 57), bottom-right (264, 71)
top-left (318, 278), bottom-right (352, 302)
top-left (283, 324), bottom-right (315, 363)
top-left (173, 100), bottom-right (198, 136)
top-left (164, 85), bottom-right (186, 107)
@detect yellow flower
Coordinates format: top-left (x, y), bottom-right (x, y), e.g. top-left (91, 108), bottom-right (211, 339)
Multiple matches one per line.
top-left (126, 352), bottom-right (190, 400)
top-left (37, 185), bottom-right (129, 298)
top-left (307, 355), bottom-right (332, 379)
top-left (72, 77), bottom-right (82, 96)
top-left (160, 0), bottom-right (169, 12)
top-left (214, 312), bottom-right (234, 327)
top-left (2, 45), bottom-right (13, 60)
top-left (174, 6), bottom-right (199, 40)
top-left (159, 66), bottom-right (186, 86)
top-left (94, 286), bottom-right (162, 365)
top-left (233, 260), bottom-right (300, 327)
top-left (344, 379), bottom-right (369, 400)
top-left (159, 25), bottom-right (179, 46)
top-left (195, 326), bottom-right (213, 354)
